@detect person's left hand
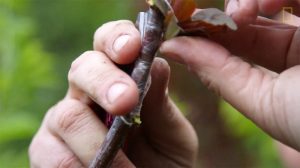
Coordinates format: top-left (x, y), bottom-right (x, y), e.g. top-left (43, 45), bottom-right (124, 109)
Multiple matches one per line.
top-left (29, 21), bottom-right (198, 168)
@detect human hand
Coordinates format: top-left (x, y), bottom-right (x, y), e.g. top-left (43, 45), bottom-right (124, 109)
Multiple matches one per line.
top-left (160, 6), bottom-right (300, 151)
top-left (225, 0), bottom-right (300, 25)
top-left (29, 20), bottom-right (198, 168)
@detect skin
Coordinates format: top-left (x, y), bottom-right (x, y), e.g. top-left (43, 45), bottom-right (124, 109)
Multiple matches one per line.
top-left (161, 0), bottom-right (300, 154)
top-left (29, 21), bottom-right (198, 168)
top-left (225, 0), bottom-right (299, 25)
top-left (29, 0), bottom-right (300, 167)
top-left (277, 142), bottom-right (300, 168)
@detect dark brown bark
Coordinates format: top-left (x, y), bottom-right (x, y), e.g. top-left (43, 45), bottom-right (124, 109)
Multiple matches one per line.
top-left (89, 7), bottom-right (164, 168)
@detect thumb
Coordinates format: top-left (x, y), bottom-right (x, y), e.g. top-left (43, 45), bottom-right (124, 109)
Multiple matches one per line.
top-left (142, 57), bottom-right (193, 134)
top-left (141, 58), bottom-right (198, 164)
top-left (160, 37), bottom-right (285, 142)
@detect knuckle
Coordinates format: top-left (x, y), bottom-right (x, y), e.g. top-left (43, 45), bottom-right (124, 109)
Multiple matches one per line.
top-left (68, 51), bottom-right (103, 82)
top-left (93, 22), bottom-right (113, 40)
top-left (90, 70), bottom-right (123, 101)
top-left (54, 100), bottom-right (90, 135)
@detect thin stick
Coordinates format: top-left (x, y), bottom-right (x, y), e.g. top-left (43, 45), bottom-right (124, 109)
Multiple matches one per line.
top-left (89, 7), bottom-right (164, 168)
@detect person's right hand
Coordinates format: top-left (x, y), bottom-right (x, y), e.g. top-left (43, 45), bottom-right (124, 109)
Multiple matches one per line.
top-left (160, 3), bottom-right (300, 151)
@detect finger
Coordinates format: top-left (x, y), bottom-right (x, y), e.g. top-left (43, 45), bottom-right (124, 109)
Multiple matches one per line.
top-left (46, 99), bottom-right (133, 167)
top-left (211, 17), bottom-right (299, 72)
top-left (273, 11), bottom-right (300, 26)
top-left (67, 51), bottom-right (139, 115)
top-left (255, 16), bottom-right (300, 26)
top-left (29, 128), bottom-right (84, 168)
top-left (257, 0), bottom-right (287, 15)
top-left (141, 58), bottom-right (198, 165)
top-left (277, 141), bottom-right (300, 168)
top-left (160, 37), bottom-right (280, 139)
top-left (225, 0), bottom-right (286, 25)
top-left (93, 20), bottom-right (141, 64)
top-left (143, 58), bottom-right (195, 139)
top-left (47, 99), bottom-right (106, 166)
top-left (225, 0), bottom-right (258, 25)
top-left (163, 39), bottom-right (300, 150)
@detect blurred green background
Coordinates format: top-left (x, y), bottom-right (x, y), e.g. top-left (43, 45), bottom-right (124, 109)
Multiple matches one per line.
top-left (0, 0), bottom-right (284, 167)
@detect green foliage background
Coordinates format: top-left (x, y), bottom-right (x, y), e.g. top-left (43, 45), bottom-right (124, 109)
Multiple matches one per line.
top-left (220, 101), bottom-right (282, 168)
top-left (0, 0), bottom-right (283, 167)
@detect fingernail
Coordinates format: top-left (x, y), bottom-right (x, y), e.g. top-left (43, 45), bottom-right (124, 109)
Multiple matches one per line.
top-left (107, 83), bottom-right (128, 104)
top-left (113, 35), bottom-right (130, 52)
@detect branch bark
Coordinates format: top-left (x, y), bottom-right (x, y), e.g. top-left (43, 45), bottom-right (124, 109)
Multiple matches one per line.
top-left (89, 7), bottom-right (164, 168)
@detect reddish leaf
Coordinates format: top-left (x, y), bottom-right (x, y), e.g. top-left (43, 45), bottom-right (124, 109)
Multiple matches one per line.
top-left (146, 1), bottom-right (237, 38)
top-left (179, 8), bottom-right (237, 35)
top-left (147, 0), bottom-right (196, 22)
top-left (168, 0), bottom-right (197, 21)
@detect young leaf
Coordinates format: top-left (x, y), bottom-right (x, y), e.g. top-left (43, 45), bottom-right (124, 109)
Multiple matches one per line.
top-left (168, 0), bottom-right (196, 22)
top-left (147, 0), bottom-right (196, 22)
top-left (147, 0), bottom-right (237, 38)
top-left (179, 8), bottom-right (238, 35)
top-left (164, 15), bottom-right (182, 39)
top-left (146, 0), bottom-right (181, 39)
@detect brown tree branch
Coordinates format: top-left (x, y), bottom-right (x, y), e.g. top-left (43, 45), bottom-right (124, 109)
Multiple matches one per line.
top-left (89, 7), bottom-right (164, 168)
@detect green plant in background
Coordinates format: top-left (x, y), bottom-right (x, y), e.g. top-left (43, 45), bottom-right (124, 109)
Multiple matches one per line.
top-left (0, 1), bottom-right (59, 167)
top-left (220, 101), bottom-right (283, 168)
top-left (29, 0), bottom-right (141, 94)
top-left (0, 1), bottom-right (138, 167)
top-left (0, 0), bottom-right (288, 167)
